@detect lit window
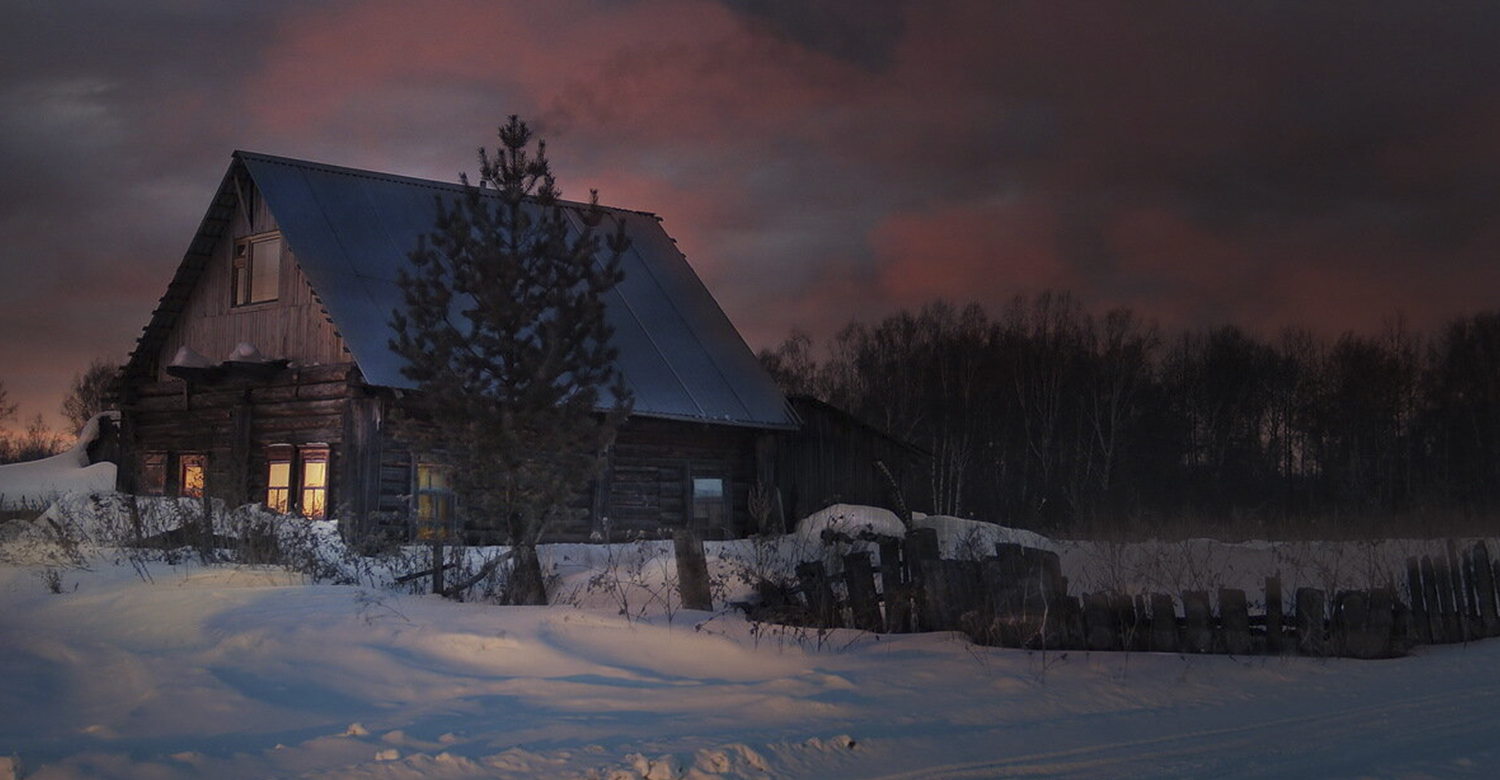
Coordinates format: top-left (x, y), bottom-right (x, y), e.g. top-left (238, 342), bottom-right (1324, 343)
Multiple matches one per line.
top-left (415, 462), bottom-right (455, 537)
top-left (179, 453), bottom-right (206, 498)
top-left (691, 476), bottom-right (726, 527)
top-left (299, 446), bottom-right (329, 518)
top-left (265, 445), bottom-right (293, 513)
top-left (141, 452), bottom-right (167, 496)
top-left (233, 233), bottom-right (282, 306)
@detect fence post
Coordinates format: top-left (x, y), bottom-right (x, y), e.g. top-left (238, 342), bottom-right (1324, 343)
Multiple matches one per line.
top-left (1369, 587), bottom-right (1396, 658)
top-left (1433, 554), bottom-right (1460, 642)
top-left (1473, 542), bottom-right (1500, 638)
top-left (905, 528), bottom-right (942, 631)
top-left (673, 530), bottom-right (714, 612)
top-left (843, 551), bottom-right (884, 632)
top-left (1421, 556), bottom-right (1446, 643)
top-left (878, 537), bottom-right (911, 633)
top-left (1406, 557), bottom-right (1431, 645)
top-left (1219, 588), bottom-right (1250, 656)
top-left (1150, 593), bottom-right (1178, 652)
top-left (1182, 590), bottom-right (1212, 653)
top-left (795, 561), bottom-right (842, 628)
top-left (1296, 587), bottom-right (1326, 656)
top-left (1452, 540), bottom-right (1477, 641)
top-left (1084, 592), bottom-right (1118, 651)
top-left (1265, 576), bottom-right (1284, 654)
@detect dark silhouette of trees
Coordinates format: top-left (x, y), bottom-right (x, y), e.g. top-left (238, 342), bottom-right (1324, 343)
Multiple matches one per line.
top-left (61, 358), bottom-right (119, 433)
top-left (761, 295), bottom-right (1500, 535)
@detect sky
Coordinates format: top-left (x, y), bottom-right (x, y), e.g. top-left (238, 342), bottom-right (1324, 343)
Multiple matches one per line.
top-left (3, 1), bottom-right (1499, 431)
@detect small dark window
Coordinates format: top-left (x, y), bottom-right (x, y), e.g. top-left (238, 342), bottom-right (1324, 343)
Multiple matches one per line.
top-left (691, 476), bottom-right (727, 528)
top-left (232, 233), bottom-right (282, 306)
top-left (141, 452), bottom-right (167, 496)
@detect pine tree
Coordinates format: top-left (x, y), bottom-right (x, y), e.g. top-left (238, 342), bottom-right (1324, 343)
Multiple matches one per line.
top-left (390, 116), bottom-right (632, 603)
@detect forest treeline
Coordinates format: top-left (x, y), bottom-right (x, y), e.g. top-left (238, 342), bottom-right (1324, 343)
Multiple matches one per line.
top-left (760, 293), bottom-right (1500, 537)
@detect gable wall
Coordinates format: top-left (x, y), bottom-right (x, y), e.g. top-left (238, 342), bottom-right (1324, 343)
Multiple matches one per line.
top-left (156, 185), bottom-right (349, 377)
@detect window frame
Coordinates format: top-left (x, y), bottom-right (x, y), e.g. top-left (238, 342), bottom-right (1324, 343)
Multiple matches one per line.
top-left (414, 461), bottom-right (457, 539)
top-left (688, 469), bottom-right (729, 530)
top-left (265, 444), bottom-right (294, 514)
top-left (178, 453), bottom-right (206, 498)
top-left (298, 445), bottom-right (330, 519)
top-left (232, 231), bottom-right (283, 307)
top-left (140, 451), bottom-right (167, 496)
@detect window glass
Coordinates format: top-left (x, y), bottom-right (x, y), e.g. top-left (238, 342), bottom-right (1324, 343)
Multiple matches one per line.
top-left (299, 447), bottom-right (329, 518)
top-left (233, 233), bottom-right (281, 306)
top-left (691, 476), bottom-right (726, 527)
top-left (179, 453), bottom-right (206, 498)
top-left (250, 236), bottom-right (281, 303)
top-left (141, 452), bottom-right (167, 496)
top-left (415, 462), bottom-right (455, 536)
top-left (266, 461), bottom-right (291, 513)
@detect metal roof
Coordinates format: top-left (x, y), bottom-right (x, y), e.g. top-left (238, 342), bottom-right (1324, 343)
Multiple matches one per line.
top-left (235, 151), bottom-right (796, 430)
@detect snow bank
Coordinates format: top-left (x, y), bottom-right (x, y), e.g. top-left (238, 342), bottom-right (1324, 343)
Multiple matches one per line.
top-left (795, 503), bottom-right (905, 538)
top-left (0, 412), bottom-right (117, 509)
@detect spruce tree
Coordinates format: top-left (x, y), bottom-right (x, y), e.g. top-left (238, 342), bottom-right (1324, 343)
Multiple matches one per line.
top-left (390, 116), bottom-right (632, 603)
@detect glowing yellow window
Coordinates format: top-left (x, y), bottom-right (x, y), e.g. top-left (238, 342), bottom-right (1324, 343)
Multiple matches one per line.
top-left (299, 446), bottom-right (329, 518)
top-left (416, 463), bottom-right (454, 533)
top-left (179, 453), bottom-right (206, 498)
top-left (266, 446), bottom-right (293, 513)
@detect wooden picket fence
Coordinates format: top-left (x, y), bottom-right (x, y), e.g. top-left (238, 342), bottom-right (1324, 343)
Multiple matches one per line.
top-left (749, 528), bottom-right (1500, 659)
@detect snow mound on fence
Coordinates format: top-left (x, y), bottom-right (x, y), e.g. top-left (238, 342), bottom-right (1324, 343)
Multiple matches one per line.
top-left (913, 513), bottom-right (1060, 556)
top-left (0, 412), bottom-right (117, 510)
top-left (795, 504), bottom-right (905, 538)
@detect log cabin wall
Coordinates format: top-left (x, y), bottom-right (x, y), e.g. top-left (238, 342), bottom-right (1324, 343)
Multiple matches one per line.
top-left (602, 416), bottom-right (759, 541)
top-left (365, 411), bottom-right (761, 543)
top-left (155, 183), bottom-right (348, 375)
top-left (125, 363), bottom-right (360, 513)
top-left (774, 396), bottom-right (929, 522)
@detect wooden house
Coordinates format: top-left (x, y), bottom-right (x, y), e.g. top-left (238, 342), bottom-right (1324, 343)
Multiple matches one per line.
top-left (117, 152), bottom-right (922, 542)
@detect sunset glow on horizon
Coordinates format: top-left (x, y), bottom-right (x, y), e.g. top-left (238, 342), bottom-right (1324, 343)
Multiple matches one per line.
top-left (3, 1), bottom-right (1499, 429)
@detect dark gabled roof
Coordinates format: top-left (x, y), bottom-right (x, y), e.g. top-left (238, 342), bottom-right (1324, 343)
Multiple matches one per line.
top-left (130, 151), bottom-right (797, 430)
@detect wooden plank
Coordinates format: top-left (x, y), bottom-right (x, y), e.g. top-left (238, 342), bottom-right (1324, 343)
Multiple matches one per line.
top-left (1219, 588), bottom-right (1250, 656)
top-left (1296, 587), bottom-right (1326, 656)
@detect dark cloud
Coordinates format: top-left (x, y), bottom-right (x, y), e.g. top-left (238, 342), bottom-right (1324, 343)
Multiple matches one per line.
top-left (3, 0), bottom-right (1500, 427)
top-left (717, 0), bottom-right (907, 70)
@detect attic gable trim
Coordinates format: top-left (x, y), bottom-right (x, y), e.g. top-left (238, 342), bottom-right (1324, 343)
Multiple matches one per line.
top-left (125, 160), bottom-right (245, 380)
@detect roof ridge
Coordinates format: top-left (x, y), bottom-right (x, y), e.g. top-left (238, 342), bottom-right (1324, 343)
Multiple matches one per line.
top-left (232, 150), bottom-right (661, 219)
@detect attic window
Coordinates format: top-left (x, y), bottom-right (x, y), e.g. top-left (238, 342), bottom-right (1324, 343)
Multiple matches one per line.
top-left (233, 232), bottom-right (282, 306)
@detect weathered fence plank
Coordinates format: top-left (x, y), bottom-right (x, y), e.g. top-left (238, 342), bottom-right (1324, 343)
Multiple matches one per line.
top-left (1406, 557), bottom-right (1431, 645)
top-left (1296, 587), bottom-right (1326, 656)
top-left (673, 530), bottom-right (713, 612)
top-left (795, 561), bottom-right (842, 628)
top-left (842, 552), bottom-right (884, 632)
top-left (1265, 576), bottom-right (1284, 654)
top-left (1220, 588), bottom-right (1250, 655)
top-left (1150, 593), bottom-right (1177, 652)
top-left (1182, 590), bottom-right (1213, 653)
top-left (878, 538), bottom-right (911, 633)
top-left (1474, 542), bottom-right (1500, 638)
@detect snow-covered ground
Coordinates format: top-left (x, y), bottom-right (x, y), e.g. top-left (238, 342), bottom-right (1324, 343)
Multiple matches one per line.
top-left (3, 498), bottom-right (1500, 779)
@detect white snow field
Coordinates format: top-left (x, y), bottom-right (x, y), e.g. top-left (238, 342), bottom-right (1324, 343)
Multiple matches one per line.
top-left (3, 499), bottom-right (1500, 779)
